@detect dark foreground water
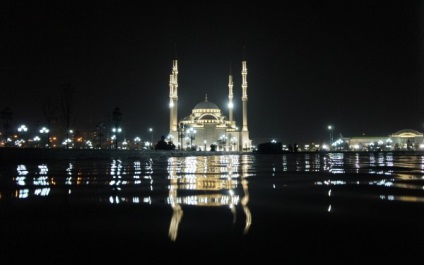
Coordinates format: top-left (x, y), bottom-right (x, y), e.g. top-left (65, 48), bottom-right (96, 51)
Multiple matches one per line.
top-left (0, 151), bottom-right (423, 264)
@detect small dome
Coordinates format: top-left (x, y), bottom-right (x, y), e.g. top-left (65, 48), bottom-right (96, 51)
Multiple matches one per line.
top-left (193, 94), bottom-right (220, 110)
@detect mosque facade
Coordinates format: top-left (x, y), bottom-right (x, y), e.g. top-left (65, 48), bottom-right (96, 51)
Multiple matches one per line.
top-left (167, 60), bottom-right (252, 151)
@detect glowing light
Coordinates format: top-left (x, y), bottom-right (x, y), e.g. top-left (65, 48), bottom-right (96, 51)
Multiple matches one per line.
top-left (39, 127), bottom-right (49, 134)
top-left (18, 125), bottom-right (28, 132)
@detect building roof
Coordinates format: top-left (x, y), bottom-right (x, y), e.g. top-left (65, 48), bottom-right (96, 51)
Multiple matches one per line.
top-left (193, 94), bottom-right (220, 110)
top-left (391, 129), bottom-right (423, 136)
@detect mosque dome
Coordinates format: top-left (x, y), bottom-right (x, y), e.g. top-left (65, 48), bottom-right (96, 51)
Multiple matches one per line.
top-left (194, 101), bottom-right (219, 110)
top-left (193, 94), bottom-right (220, 110)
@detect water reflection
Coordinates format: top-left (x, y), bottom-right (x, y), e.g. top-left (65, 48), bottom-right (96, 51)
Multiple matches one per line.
top-left (3, 152), bottom-right (424, 243)
top-left (167, 155), bottom-right (252, 241)
top-left (8, 155), bottom-right (253, 241)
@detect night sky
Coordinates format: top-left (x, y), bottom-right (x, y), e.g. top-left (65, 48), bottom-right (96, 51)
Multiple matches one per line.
top-left (3, 0), bottom-right (423, 145)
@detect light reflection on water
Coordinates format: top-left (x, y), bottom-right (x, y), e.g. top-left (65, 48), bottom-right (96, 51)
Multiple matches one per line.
top-left (2, 152), bottom-right (424, 242)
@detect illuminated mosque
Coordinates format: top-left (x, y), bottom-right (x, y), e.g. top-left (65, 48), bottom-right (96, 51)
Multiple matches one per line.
top-left (168, 59), bottom-right (252, 151)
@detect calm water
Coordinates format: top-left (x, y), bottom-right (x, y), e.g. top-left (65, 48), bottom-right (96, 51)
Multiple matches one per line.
top-left (0, 151), bottom-right (423, 264)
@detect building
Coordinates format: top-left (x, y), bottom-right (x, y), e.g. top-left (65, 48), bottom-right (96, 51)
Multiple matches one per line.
top-left (167, 60), bottom-right (252, 151)
top-left (334, 129), bottom-right (424, 151)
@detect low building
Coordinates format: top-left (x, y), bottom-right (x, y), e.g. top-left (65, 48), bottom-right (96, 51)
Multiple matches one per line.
top-left (336, 129), bottom-right (424, 151)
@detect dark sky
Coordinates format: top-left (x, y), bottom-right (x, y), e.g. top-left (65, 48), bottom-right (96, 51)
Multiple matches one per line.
top-left (3, 0), bottom-right (424, 145)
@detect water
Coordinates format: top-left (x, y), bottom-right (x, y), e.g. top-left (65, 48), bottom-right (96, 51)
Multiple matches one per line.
top-left (0, 151), bottom-right (423, 264)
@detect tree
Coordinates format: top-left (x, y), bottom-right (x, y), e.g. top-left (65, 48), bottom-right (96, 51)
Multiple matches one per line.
top-left (59, 83), bottom-right (75, 149)
top-left (42, 95), bottom-right (57, 148)
top-left (96, 122), bottom-right (106, 149)
top-left (112, 107), bottom-right (122, 150)
top-left (1, 107), bottom-right (12, 147)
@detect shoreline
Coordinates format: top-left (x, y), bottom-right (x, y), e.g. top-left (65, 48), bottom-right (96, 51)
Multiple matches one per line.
top-left (0, 147), bottom-right (245, 162)
top-left (1, 147), bottom-right (423, 163)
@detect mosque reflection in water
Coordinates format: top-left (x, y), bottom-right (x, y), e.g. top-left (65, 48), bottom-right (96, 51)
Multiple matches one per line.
top-left (11, 155), bottom-right (252, 242)
top-left (4, 151), bottom-right (424, 264)
top-left (8, 151), bottom-right (424, 245)
top-left (167, 156), bottom-right (251, 241)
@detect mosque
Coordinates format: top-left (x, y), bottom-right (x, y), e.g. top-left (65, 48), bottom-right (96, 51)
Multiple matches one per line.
top-left (167, 59), bottom-right (252, 151)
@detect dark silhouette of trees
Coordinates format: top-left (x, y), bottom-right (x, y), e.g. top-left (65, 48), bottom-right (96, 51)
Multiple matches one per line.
top-left (42, 95), bottom-right (57, 148)
top-left (155, 135), bottom-right (168, 150)
top-left (112, 107), bottom-right (122, 150)
top-left (96, 122), bottom-right (106, 149)
top-left (1, 107), bottom-right (12, 147)
top-left (59, 83), bottom-right (75, 149)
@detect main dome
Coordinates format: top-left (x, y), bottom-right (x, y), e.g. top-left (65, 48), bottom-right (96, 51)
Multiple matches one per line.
top-left (193, 94), bottom-right (220, 110)
top-left (194, 101), bottom-right (220, 110)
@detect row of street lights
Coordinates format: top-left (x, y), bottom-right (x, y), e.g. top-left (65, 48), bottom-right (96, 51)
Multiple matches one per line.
top-left (176, 123), bottom-right (197, 151)
top-left (6, 122), bottom-right (334, 150)
top-left (5, 124), bottom-right (50, 148)
top-left (7, 124), bottom-right (238, 151)
top-left (2, 122), bottom-right (157, 149)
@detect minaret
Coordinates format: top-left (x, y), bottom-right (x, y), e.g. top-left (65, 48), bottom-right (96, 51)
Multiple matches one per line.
top-left (241, 60), bottom-right (248, 132)
top-left (228, 72), bottom-right (234, 123)
top-left (169, 60), bottom-right (178, 134)
top-left (240, 60), bottom-right (250, 151)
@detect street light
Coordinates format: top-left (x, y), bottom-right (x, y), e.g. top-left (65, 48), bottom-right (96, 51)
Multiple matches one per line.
top-left (187, 127), bottom-right (196, 150)
top-left (112, 127), bottom-right (122, 150)
top-left (229, 134), bottom-right (237, 151)
top-left (149, 127), bottom-right (153, 146)
top-left (328, 125), bottom-right (333, 149)
top-left (134, 137), bottom-right (141, 150)
top-left (18, 125), bottom-right (28, 147)
top-left (386, 138), bottom-right (393, 151)
top-left (219, 134), bottom-right (227, 151)
top-left (62, 138), bottom-right (72, 148)
top-left (39, 127), bottom-right (50, 148)
top-left (66, 129), bottom-right (74, 149)
top-left (122, 139), bottom-right (128, 150)
top-left (33, 136), bottom-right (40, 148)
top-left (178, 123), bottom-right (185, 150)
top-left (112, 107), bottom-right (122, 150)
top-left (18, 124), bottom-right (28, 133)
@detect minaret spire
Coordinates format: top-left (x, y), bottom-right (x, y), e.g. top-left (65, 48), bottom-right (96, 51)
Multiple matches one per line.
top-left (241, 60), bottom-right (248, 132)
top-left (169, 59), bottom-right (179, 133)
top-left (228, 62), bottom-right (234, 123)
top-left (174, 43), bottom-right (178, 60)
top-left (240, 58), bottom-right (251, 151)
